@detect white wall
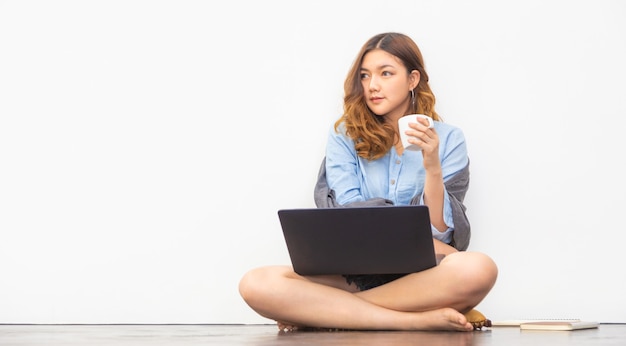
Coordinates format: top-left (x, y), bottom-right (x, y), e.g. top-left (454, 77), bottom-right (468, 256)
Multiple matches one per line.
top-left (1, 0), bottom-right (624, 324)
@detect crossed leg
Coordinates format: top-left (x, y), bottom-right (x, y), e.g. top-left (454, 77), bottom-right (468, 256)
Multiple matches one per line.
top-left (239, 242), bottom-right (497, 332)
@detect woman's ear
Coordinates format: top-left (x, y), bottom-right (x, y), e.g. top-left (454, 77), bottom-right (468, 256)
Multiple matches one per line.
top-left (409, 70), bottom-right (421, 90)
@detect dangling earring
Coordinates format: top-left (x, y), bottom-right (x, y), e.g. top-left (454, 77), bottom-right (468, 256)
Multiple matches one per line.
top-left (410, 89), bottom-right (416, 111)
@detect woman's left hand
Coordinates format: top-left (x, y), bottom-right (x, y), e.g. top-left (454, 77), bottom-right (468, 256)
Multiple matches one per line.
top-left (407, 118), bottom-right (440, 171)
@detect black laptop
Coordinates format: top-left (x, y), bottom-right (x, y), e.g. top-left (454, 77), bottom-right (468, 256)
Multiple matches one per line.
top-left (278, 205), bottom-right (436, 276)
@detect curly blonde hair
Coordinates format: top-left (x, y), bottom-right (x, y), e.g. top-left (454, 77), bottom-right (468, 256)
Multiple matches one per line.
top-left (335, 32), bottom-right (440, 160)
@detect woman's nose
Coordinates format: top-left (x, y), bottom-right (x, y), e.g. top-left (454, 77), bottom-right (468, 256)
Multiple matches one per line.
top-left (368, 76), bottom-right (380, 91)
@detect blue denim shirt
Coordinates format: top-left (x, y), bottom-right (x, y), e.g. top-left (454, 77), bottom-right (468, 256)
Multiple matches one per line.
top-left (324, 120), bottom-right (469, 243)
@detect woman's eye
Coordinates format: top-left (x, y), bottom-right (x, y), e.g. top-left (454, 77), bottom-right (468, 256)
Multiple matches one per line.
top-left (382, 71), bottom-right (393, 76)
top-left (360, 73), bottom-right (370, 79)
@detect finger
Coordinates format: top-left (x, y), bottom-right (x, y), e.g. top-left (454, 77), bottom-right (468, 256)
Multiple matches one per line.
top-left (408, 120), bottom-right (431, 131)
top-left (406, 129), bottom-right (431, 144)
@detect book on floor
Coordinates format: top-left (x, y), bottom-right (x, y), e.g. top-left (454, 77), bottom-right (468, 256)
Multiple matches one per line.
top-left (492, 319), bottom-right (581, 327)
top-left (519, 321), bottom-right (599, 331)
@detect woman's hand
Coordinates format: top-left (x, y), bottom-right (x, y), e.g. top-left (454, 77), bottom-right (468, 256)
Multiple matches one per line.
top-left (406, 118), bottom-right (441, 172)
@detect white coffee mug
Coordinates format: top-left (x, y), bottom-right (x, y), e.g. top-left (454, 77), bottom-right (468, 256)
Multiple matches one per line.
top-left (398, 114), bottom-right (434, 151)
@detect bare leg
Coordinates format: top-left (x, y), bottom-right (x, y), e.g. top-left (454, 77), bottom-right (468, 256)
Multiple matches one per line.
top-left (357, 252), bottom-right (498, 313)
top-left (239, 265), bottom-right (475, 331)
top-left (238, 241), bottom-right (497, 332)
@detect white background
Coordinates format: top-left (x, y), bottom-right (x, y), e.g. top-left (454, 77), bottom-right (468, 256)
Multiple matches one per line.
top-left (1, 0), bottom-right (625, 324)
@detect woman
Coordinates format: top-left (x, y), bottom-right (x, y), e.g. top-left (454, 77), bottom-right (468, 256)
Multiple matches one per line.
top-left (239, 32), bottom-right (497, 332)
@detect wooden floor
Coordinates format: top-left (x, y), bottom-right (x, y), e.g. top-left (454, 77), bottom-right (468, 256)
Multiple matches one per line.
top-left (1, 324), bottom-right (625, 345)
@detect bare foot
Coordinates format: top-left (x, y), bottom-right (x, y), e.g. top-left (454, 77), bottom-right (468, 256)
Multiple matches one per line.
top-left (276, 308), bottom-right (473, 332)
top-left (410, 308), bottom-right (474, 332)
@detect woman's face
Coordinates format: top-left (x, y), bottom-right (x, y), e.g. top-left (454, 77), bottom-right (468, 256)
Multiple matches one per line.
top-left (360, 49), bottom-right (419, 121)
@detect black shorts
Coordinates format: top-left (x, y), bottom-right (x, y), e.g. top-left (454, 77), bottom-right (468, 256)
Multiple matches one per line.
top-left (343, 274), bottom-right (407, 291)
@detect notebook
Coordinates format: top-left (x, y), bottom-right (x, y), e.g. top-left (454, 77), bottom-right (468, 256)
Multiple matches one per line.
top-left (278, 205), bottom-right (436, 276)
top-left (519, 321), bottom-right (599, 331)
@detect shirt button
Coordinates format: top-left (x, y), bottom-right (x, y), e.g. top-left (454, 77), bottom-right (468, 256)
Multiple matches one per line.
top-left (390, 179), bottom-right (396, 185)
top-left (395, 160), bottom-right (401, 164)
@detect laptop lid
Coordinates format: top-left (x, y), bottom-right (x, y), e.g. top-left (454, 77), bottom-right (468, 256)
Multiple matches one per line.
top-left (278, 205), bottom-right (436, 276)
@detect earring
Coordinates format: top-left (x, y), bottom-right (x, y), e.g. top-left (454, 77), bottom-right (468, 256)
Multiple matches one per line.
top-left (410, 89), bottom-right (415, 110)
